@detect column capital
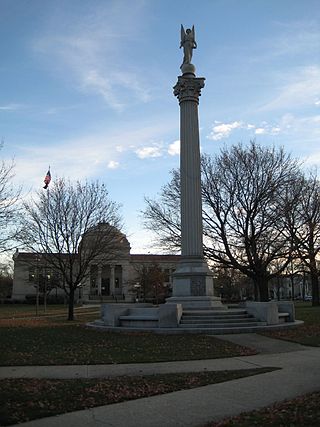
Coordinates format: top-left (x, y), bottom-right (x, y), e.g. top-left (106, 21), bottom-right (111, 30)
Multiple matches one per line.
top-left (173, 76), bottom-right (205, 104)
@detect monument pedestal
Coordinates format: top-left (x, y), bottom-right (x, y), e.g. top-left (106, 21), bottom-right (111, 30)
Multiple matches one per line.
top-left (167, 256), bottom-right (224, 309)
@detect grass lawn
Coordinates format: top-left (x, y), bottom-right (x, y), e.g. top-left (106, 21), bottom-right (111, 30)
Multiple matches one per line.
top-left (206, 390), bottom-right (320, 427)
top-left (1, 303), bottom-right (319, 425)
top-left (262, 302), bottom-right (320, 346)
top-left (0, 303), bottom-right (99, 319)
top-left (0, 368), bottom-right (276, 426)
top-left (0, 305), bottom-right (256, 366)
top-left (0, 325), bottom-right (256, 365)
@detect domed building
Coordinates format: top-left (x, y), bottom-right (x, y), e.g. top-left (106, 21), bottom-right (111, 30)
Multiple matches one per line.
top-left (12, 225), bottom-right (180, 303)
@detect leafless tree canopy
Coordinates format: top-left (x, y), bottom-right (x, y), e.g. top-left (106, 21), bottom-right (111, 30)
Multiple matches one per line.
top-left (201, 142), bottom-right (300, 301)
top-left (285, 172), bottom-right (320, 305)
top-left (0, 156), bottom-right (21, 252)
top-left (143, 168), bottom-right (181, 253)
top-left (142, 142), bottom-right (302, 302)
top-left (130, 262), bottom-right (168, 303)
top-left (18, 178), bottom-right (123, 319)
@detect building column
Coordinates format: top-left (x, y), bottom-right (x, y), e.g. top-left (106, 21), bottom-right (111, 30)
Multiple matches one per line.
top-left (110, 265), bottom-right (115, 295)
top-left (97, 266), bottom-right (102, 296)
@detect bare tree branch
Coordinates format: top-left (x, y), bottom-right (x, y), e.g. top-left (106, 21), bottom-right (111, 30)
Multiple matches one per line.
top-left (17, 178), bottom-right (123, 320)
top-left (284, 171), bottom-right (320, 305)
top-left (143, 142), bottom-right (301, 302)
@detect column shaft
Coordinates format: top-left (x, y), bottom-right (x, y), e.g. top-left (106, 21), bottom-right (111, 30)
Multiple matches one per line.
top-left (110, 265), bottom-right (115, 295)
top-left (97, 266), bottom-right (102, 296)
top-left (180, 99), bottom-right (203, 257)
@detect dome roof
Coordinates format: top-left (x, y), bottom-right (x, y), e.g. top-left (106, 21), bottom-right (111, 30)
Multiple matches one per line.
top-left (80, 222), bottom-right (130, 256)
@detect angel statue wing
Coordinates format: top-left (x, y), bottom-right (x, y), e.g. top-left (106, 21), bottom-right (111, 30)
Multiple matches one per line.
top-left (191, 25), bottom-right (195, 42)
top-left (180, 25), bottom-right (186, 46)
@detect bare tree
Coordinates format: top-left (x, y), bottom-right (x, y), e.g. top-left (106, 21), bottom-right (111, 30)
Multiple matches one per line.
top-left (0, 155), bottom-right (21, 251)
top-left (285, 172), bottom-right (320, 306)
top-left (143, 168), bottom-right (181, 253)
top-left (143, 142), bottom-right (301, 302)
top-left (201, 142), bottom-right (300, 301)
top-left (130, 262), bottom-right (168, 304)
top-left (213, 264), bottom-right (254, 302)
top-left (0, 262), bottom-right (13, 298)
top-left (18, 178), bottom-right (123, 320)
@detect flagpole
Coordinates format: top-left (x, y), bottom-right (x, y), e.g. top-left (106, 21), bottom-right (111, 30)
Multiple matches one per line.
top-left (43, 166), bottom-right (51, 313)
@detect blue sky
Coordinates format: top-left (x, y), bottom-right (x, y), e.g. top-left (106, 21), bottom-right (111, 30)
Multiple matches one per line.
top-left (1, 0), bottom-right (320, 253)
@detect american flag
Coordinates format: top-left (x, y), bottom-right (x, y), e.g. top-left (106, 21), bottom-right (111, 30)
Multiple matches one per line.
top-left (43, 170), bottom-right (51, 189)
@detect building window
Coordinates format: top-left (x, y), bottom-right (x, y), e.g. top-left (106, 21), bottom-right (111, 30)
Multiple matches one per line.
top-left (29, 267), bottom-right (35, 282)
top-left (90, 265), bottom-right (98, 289)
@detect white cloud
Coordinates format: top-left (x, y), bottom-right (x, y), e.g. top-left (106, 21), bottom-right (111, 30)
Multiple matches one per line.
top-left (273, 113), bottom-right (320, 144)
top-left (271, 127), bottom-right (281, 134)
top-left (135, 146), bottom-right (163, 159)
top-left (168, 140), bottom-right (180, 156)
top-left (207, 121), bottom-right (243, 140)
top-left (264, 22), bottom-right (320, 58)
top-left (206, 118), bottom-right (299, 141)
top-left (0, 103), bottom-right (25, 111)
top-left (12, 121), bottom-right (172, 191)
top-left (31, 3), bottom-right (150, 111)
top-left (107, 160), bottom-right (119, 169)
top-left (304, 151), bottom-right (320, 167)
top-left (259, 66), bottom-right (320, 112)
top-left (81, 70), bottom-right (124, 111)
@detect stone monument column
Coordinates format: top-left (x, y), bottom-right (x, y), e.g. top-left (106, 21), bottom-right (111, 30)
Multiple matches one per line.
top-left (174, 76), bottom-right (205, 258)
top-left (167, 26), bottom-right (223, 309)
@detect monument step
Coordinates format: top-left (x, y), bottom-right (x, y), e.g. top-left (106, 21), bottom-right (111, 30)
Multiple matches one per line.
top-left (119, 315), bottom-right (159, 321)
top-left (120, 318), bottom-right (159, 328)
top-left (180, 317), bottom-right (257, 324)
top-left (183, 309), bottom-right (248, 315)
top-left (181, 313), bottom-right (253, 320)
top-left (179, 321), bottom-right (267, 328)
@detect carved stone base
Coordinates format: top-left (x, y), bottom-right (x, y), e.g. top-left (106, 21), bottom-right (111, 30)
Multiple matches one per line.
top-left (167, 256), bottom-right (224, 309)
top-left (166, 296), bottom-right (224, 310)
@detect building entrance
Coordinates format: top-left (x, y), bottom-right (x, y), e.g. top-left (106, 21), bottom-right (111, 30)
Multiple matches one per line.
top-left (101, 278), bottom-right (110, 296)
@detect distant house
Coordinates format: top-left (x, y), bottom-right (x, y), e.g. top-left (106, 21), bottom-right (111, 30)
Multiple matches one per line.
top-left (12, 230), bottom-right (180, 303)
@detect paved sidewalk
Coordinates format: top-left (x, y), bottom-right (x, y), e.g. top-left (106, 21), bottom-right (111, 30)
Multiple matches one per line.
top-left (4, 334), bottom-right (320, 427)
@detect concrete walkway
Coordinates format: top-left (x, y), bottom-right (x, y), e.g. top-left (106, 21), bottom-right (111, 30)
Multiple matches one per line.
top-left (3, 334), bottom-right (320, 427)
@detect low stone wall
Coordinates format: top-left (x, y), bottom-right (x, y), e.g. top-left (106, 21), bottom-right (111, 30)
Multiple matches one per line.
top-left (101, 303), bottom-right (182, 328)
top-left (245, 301), bottom-right (295, 325)
top-left (277, 301), bottom-right (295, 322)
top-left (101, 303), bottom-right (152, 327)
top-left (159, 304), bottom-right (183, 327)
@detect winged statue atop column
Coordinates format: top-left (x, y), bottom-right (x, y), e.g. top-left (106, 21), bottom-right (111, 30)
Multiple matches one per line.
top-left (180, 25), bottom-right (197, 68)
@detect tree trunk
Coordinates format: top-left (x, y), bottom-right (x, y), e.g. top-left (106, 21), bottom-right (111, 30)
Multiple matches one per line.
top-left (253, 275), bottom-right (269, 302)
top-left (290, 275), bottom-right (294, 301)
top-left (68, 287), bottom-right (75, 321)
top-left (277, 276), bottom-right (281, 301)
top-left (310, 271), bottom-right (320, 306)
top-left (253, 281), bottom-right (259, 301)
